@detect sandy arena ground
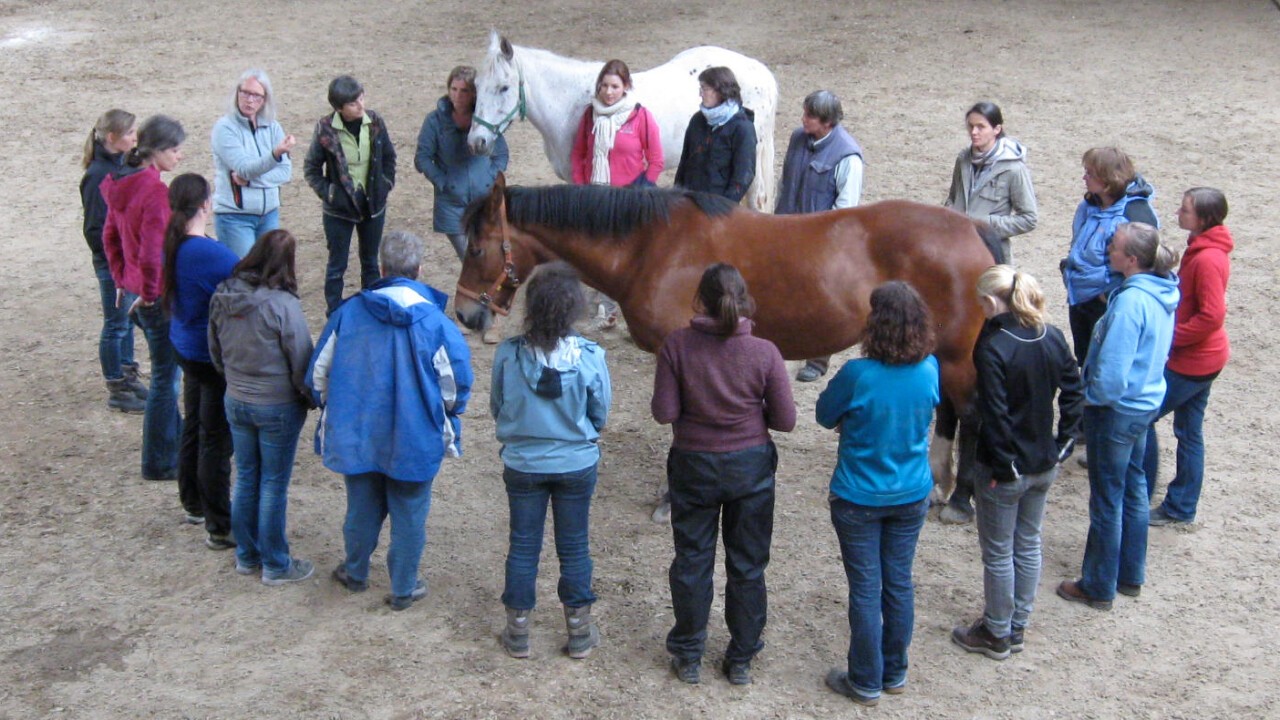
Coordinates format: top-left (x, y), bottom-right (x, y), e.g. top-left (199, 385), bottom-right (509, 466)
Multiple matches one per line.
top-left (2, 0), bottom-right (1279, 717)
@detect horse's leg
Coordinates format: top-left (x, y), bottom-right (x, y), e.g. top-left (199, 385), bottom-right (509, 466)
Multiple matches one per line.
top-left (930, 398), bottom-right (958, 506)
top-left (940, 409), bottom-right (983, 524)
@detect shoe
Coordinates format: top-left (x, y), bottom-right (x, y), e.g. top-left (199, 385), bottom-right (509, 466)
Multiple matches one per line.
top-left (721, 658), bottom-right (751, 685)
top-left (205, 534), bottom-right (236, 551)
top-left (951, 618), bottom-right (1011, 660)
top-left (794, 364), bottom-right (824, 383)
top-left (235, 560), bottom-right (261, 576)
top-left (651, 500), bottom-right (671, 523)
top-left (671, 657), bottom-right (701, 685)
top-left (883, 682), bottom-right (907, 695)
top-left (563, 604), bottom-right (600, 659)
top-left (385, 579), bottom-right (427, 611)
top-left (1149, 506), bottom-right (1190, 527)
top-left (331, 565), bottom-right (368, 593)
top-left (825, 668), bottom-right (878, 707)
top-left (262, 558), bottom-right (315, 586)
top-left (501, 607), bottom-right (531, 659)
top-left (121, 362), bottom-right (149, 400)
top-left (1075, 455), bottom-right (1089, 469)
top-left (142, 468), bottom-right (177, 482)
top-left (1009, 625), bottom-right (1025, 654)
top-left (183, 513), bottom-right (204, 525)
top-left (106, 379), bottom-right (145, 414)
top-left (1117, 583), bottom-right (1142, 598)
top-left (939, 500), bottom-right (975, 525)
top-left (1056, 580), bottom-right (1112, 611)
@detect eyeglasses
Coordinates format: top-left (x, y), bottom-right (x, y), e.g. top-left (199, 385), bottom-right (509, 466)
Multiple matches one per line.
top-left (238, 89), bottom-right (266, 103)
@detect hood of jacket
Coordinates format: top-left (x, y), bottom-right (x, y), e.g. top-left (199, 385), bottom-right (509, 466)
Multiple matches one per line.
top-left (689, 314), bottom-right (753, 337)
top-left (1114, 270), bottom-right (1180, 313)
top-left (1086, 173), bottom-right (1154, 209)
top-left (100, 163), bottom-right (156, 205)
top-left (435, 96), bottom-right (464, 128)
top-left (1185, 224), bottom-right (1234, 259)
top-left (512, 335), bottom-right (597, 399)
top-left (211, 275), bottom-right (293, 315)
top-left (978, 136), bottom-right (1027, 165)
top-left (357, 276), bottom-right (450, 327)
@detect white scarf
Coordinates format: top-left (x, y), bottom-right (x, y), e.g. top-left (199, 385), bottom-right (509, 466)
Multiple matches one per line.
top-left (590, 94), bottom-right (636, 186)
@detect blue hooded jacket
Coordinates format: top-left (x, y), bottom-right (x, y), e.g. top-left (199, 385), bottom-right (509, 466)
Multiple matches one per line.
top-left (306, 277), bottom-right (473, 482)
top-left (490, 334), bottom-right (610, 474)
top-left (1083, 271), bottom-right (1180, 414)
top-left (1064, 175), bottom-right (1157, 305)
top-left (414, 97), bottom-right (509, 234)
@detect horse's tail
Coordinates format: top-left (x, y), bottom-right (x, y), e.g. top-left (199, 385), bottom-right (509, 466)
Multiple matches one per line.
top-left (749, 69), bottom-right (778, 212)
top-left (973, 220), bottom-right (1006, 265)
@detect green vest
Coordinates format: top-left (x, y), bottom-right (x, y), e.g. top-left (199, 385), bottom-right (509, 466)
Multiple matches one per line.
top-left (332, 112), bottom-right (372, 190)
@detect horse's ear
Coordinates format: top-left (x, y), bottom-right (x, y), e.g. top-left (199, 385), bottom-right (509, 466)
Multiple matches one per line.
top-left (487, 29), bottom-right (502, 55)
top-left (499, 36), bottom-right (514, 60)
top-left (487, 172), bottom-right (508, 219)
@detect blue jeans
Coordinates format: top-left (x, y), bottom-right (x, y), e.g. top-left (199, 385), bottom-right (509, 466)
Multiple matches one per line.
top-left (1143, 369), bottom-right (1215, 521)
top-left (341, 472), bottom-right (433, 598)
top-left (975, 467), bottom-right (1057, 637)
top-left (1080, 405), bottom-right (1158, 599)
top-left (215, 209), bottom-right (279, 258)
top-left (227, 397), bottom-right (307, 574)
top-left (829, 495), bottom-right (929, 699)
top-left (323, 210), bottom-right (385, 315)
top-left (501, 463), bottom-right (598, 611)
top-left (92, 253), bottom-right (136, 380)
top-left (134, 303), bottom-right (181, 479)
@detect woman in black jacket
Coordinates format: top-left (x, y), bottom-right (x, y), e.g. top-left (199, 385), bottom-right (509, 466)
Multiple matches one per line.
top-left (673, 67), bottom-right (756, 202)
top-left (951, 265), bottom-right (1082, 660)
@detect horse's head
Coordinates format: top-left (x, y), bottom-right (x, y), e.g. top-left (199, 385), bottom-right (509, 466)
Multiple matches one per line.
top-left (455, 172), bottom-right (537, 331)
top-left (468, 32), bottom-right (524, 157)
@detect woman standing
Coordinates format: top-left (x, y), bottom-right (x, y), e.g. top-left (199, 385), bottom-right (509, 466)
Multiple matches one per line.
top-left (212, 69), bottom-right (296, 258)
top-left (652, 263), bottom-right (795, 686)
top-left (490, 263), bottom-right (611, 660)
top-left (1061, 147), bottom-right (1157, 367)
top-left (674, 67), bottom-right (756, 202)
top-left (81, 108), bottom-right (146, 413)
top-left (943, 102), bottom-right (1038, 264)
top-left (817, 281), bottom-right (938, 707)
top-left (101, 115), bottom-right (186, 481)
top-left (950, 266), bottom-right (1082, 660)
top-left (209, 230), bottom-right (316, 585)
top-left (304, 75), bottom-right (397, 316)
top-left (161, 174), bottom-right (239, 547)
top-left (1145, 188), bottom-right (1233, 526)
top-left (570, 60), bottom-right (663, 188)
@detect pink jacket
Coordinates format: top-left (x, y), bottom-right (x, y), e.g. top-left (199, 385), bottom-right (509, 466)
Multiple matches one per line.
top-left (1167, 224), bottom-right (1233, 377)
top-left (101, 165), bottom-right (170, 302)
top-left (570, 105), bottom-right (663, 186)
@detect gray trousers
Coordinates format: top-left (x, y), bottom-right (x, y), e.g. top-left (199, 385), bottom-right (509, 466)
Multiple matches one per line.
top-left (974, 466), bottom-right (1057, 637)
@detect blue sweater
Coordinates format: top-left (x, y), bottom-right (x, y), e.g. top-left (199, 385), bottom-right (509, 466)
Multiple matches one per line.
top-left (170, 235), bottom-right (239, 363)
top-left (1083, 272), bottom-right (1180, 414)
top-left (816, 356), bottom-right (939, 507)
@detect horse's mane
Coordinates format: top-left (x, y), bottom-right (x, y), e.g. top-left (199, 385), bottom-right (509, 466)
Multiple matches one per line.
top-left (465, 185), bottom-right (736, 241)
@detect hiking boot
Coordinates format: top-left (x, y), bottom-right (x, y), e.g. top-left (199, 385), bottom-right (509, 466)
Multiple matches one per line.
top-left (205, 534), bottom-right (236, 551)
top-left (1056, 579), bottom-right (1112, 611)
top-left (671, 657), bottom-right (701, 685)
top-left (385, 579), bottom-right (427, 611)
top-left (501, 607), bottom-right (531, 659)
top-left (262, 558), bottom-right (315, 586)
top-left (795, 364), bottom-right (824, 383)
top-left (563, 604), bottom-right (600, 659)
top-left (121, 362), bottom-right (149, 400)
top-left (721, 658), bottom-right (751, 685)
top-left (825, 668), bottom-right (878, 706)
top-left (1009, 625), bottom-right (1025, 654)
top-left (331, 565), bottom-right (368, 593)
top-left (1149, 506), bottom-right (1190, 527)
top-left (1117, 583), bottom-right (1142, 597)
top-left (106, 379), bottom-right (145, 414)
top-left (951, 618), bottom-right (1011, 660)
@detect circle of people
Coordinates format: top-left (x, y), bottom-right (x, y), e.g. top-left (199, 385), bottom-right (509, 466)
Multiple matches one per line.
top-left (79, 60), bottom-right (1232, 701)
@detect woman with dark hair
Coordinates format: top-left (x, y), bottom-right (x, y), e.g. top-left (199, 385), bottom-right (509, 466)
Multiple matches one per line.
top-left (944, 102), bottom-right (1038, 264)
top-left (161, 173), bottom-right (239, 547)
top-left (209, 229), bottom-right (316, 585)
top-left (101, 114), bottom-right (187, 480)
top-left (817, 281), bottom-right (939, 707)
top-left (304, 74), bottom-right (397, 315)
top-left (81, 108), bottom-right (146, 413)
top-left (490, 262), bottom-right (611, 660)
top-left (652, 263), bottom-right (795, 686)
top-left (674, 67), bottom-right (757, 202)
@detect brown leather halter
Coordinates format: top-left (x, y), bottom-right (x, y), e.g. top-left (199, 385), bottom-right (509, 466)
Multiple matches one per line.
top-left (454, 206), bottom-right (521, 317)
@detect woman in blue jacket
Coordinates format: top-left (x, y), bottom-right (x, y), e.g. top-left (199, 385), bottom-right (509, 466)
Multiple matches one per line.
top-left (491, 263), bottom-right (611, 661)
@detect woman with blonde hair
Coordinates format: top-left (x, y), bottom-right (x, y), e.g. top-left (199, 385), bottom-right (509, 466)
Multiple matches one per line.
top-left (950, 266), bottom-right (1082, 660)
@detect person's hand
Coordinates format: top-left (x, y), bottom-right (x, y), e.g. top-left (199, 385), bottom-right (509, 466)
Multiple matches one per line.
top-left (128, 296), bottom-right (153, 315)
top-left (115, 288), bottom-right (125, 309)
top-left (231, 171), bottom-right (249, 186)
top-left (274, 134), bottom-right (296, 159)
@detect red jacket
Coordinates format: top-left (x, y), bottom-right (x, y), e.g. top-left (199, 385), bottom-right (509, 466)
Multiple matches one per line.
top-left (1167, 224), bottom-right (1232, 376)
top-left (570, 105), bottom-right (663, 186)
top-left (101, 165), bottom-right (170, 302)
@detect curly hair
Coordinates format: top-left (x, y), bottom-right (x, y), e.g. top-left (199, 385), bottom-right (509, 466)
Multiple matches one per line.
top-left (861, 281), bottom-right (935, 365)
top-left (523, 262), bottom-right (586, 352)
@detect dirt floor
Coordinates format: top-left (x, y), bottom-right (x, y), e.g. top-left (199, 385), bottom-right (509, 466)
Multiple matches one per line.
top-left (2, 0), bottom-right (1279, 717)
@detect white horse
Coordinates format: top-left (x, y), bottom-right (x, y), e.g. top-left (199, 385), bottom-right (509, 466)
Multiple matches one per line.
top-left (468, 32), bottom-right (778, 211)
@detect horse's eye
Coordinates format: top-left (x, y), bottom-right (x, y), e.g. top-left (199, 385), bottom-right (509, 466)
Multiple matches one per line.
top-left (468, 245), bottom-right (482, 258)
top-left (499, 85), bottom-right (509, 93)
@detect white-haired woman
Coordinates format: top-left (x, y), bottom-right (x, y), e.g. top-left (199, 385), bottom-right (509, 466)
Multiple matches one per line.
top-left (212, 69), bottom-right (296, 257)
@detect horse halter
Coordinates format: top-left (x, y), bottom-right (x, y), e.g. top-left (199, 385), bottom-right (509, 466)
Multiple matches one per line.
top-left (455, 210), bottom-right (520, 317)
top-left (471, 66), bottom-right (527, 138)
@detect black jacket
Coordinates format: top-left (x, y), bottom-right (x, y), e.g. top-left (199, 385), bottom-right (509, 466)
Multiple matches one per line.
top-left (674, 106), bottom-right (756, 202)
top-left (80, 141), bottom-right (126, 256)
top-left (303, 110), bottom-right (396, 222)
top-left (974, 313), bottom-right (1083, 480)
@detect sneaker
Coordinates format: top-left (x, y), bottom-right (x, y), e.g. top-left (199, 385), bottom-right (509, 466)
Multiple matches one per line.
top-left (721, 658), bottom-right (751, 685)
top-left (951, 618), bottom-right (1011, 660)
top-left (1009, 625), bottom-right (1025, 654)
top-left (235, 560), bottom-right (261, 576)
top-left (825, 668), bottom-right (878, 707)
top-left (331, 565), bottom-right (368, 592)
top-left (183, 513), bottom-right (204, 525)
top-left (883, 681), bottom-right (907, 695)
top-left (1149, 506), bottom-right (1190, 527)
top-left (1117, 583), bottom-right (1142, 597)
top-left (671, 657), bottom-right (701, 685)
top-left (795, 364), bottom-right (824, 383)
top-left (1056, 579), bottom-right (1112, 611)
top-left (262, 558), bottom-right (315, 586)
top-left (205, 534), bottom-right (236, 551)
top-left (385, 579), bottom-right (427, 611)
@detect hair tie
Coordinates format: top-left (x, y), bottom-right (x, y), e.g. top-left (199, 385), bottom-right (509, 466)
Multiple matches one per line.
top-left (1007, 272), bottom-right (1019, 303)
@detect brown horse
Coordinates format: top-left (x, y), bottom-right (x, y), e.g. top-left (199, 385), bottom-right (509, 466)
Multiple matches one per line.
top-left (454, 174), bottom-right (998, 499)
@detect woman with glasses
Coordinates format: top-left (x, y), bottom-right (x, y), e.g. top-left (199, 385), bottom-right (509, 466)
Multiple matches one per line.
top-left (212, 69), bottom-right (296, 258)
top-left (674, 67), bottom-right (757, 202)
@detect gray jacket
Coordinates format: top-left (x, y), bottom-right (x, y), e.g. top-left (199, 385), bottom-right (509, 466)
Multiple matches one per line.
top-left (944, 137), bottom-right (1038, 260)
top-left (208, 275), bottom-right (314, 406)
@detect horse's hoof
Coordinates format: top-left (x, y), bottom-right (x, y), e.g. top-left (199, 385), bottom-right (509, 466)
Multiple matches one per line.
top-left (651, 501), bottom-right (671, 523)
top-left (939, 504), bottom-right (974, 525)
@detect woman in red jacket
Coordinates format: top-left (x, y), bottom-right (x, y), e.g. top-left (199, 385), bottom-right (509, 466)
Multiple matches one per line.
top-left (1144, 187), bottom-right (1233, 526)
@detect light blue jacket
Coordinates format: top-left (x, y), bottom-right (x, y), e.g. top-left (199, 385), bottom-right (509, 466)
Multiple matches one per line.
top-left (211, 113), bottom-right (292, 216)
top-left (491, 335), bottom-right (610, 474)
top-left (1063, 175), bottom-right (1156, 305)
top-left (306, 277), bottom-right (473, 482)
top-left (415, 97), bottom-right (509, 234)
top-left (1083, 272), bottom-right (1180, 414)
top-left (816, 356), bottom-right (939, 507)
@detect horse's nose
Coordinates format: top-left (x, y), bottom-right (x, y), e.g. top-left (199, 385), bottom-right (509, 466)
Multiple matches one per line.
top-left (469, 135), bottom-right (489, 155)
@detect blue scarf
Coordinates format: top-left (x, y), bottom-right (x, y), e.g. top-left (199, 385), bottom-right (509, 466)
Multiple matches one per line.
top-left (699, 99), bottom-right (740, 128)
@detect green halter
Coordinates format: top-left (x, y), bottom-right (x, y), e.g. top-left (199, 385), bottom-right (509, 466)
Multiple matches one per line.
top-left (472, 67), bottom-right (527, 137)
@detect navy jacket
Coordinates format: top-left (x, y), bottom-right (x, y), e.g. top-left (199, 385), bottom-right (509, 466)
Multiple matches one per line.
top-left (674, 107), bottom-right (756, 202)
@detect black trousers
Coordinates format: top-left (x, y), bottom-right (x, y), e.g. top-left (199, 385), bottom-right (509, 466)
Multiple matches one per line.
top-left (666, 442), bottom-right (777, 664)
top-left (1068, 296), bottom-right (1108, 369)
top-left (177, 357), bottom-right (233, 535)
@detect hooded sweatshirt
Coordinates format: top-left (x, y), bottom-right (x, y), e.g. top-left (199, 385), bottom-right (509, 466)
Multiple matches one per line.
top-left (490, 334), bottom-right (611, 473)
top-left (208, 275), bottom-right (315, 406)
top-left (944, 136), bottom-right (1038, 250)
top-left (1083, 271), bottom-right (1180, 414)
top-left (1168, 224), bottom-right (1232, 377)
top-left (307, 277), bottom-right (473, 482)
top-left (1064, 175), bottom-right (1158, 306)
top-left (100, 165), bottom-right (169, 301)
